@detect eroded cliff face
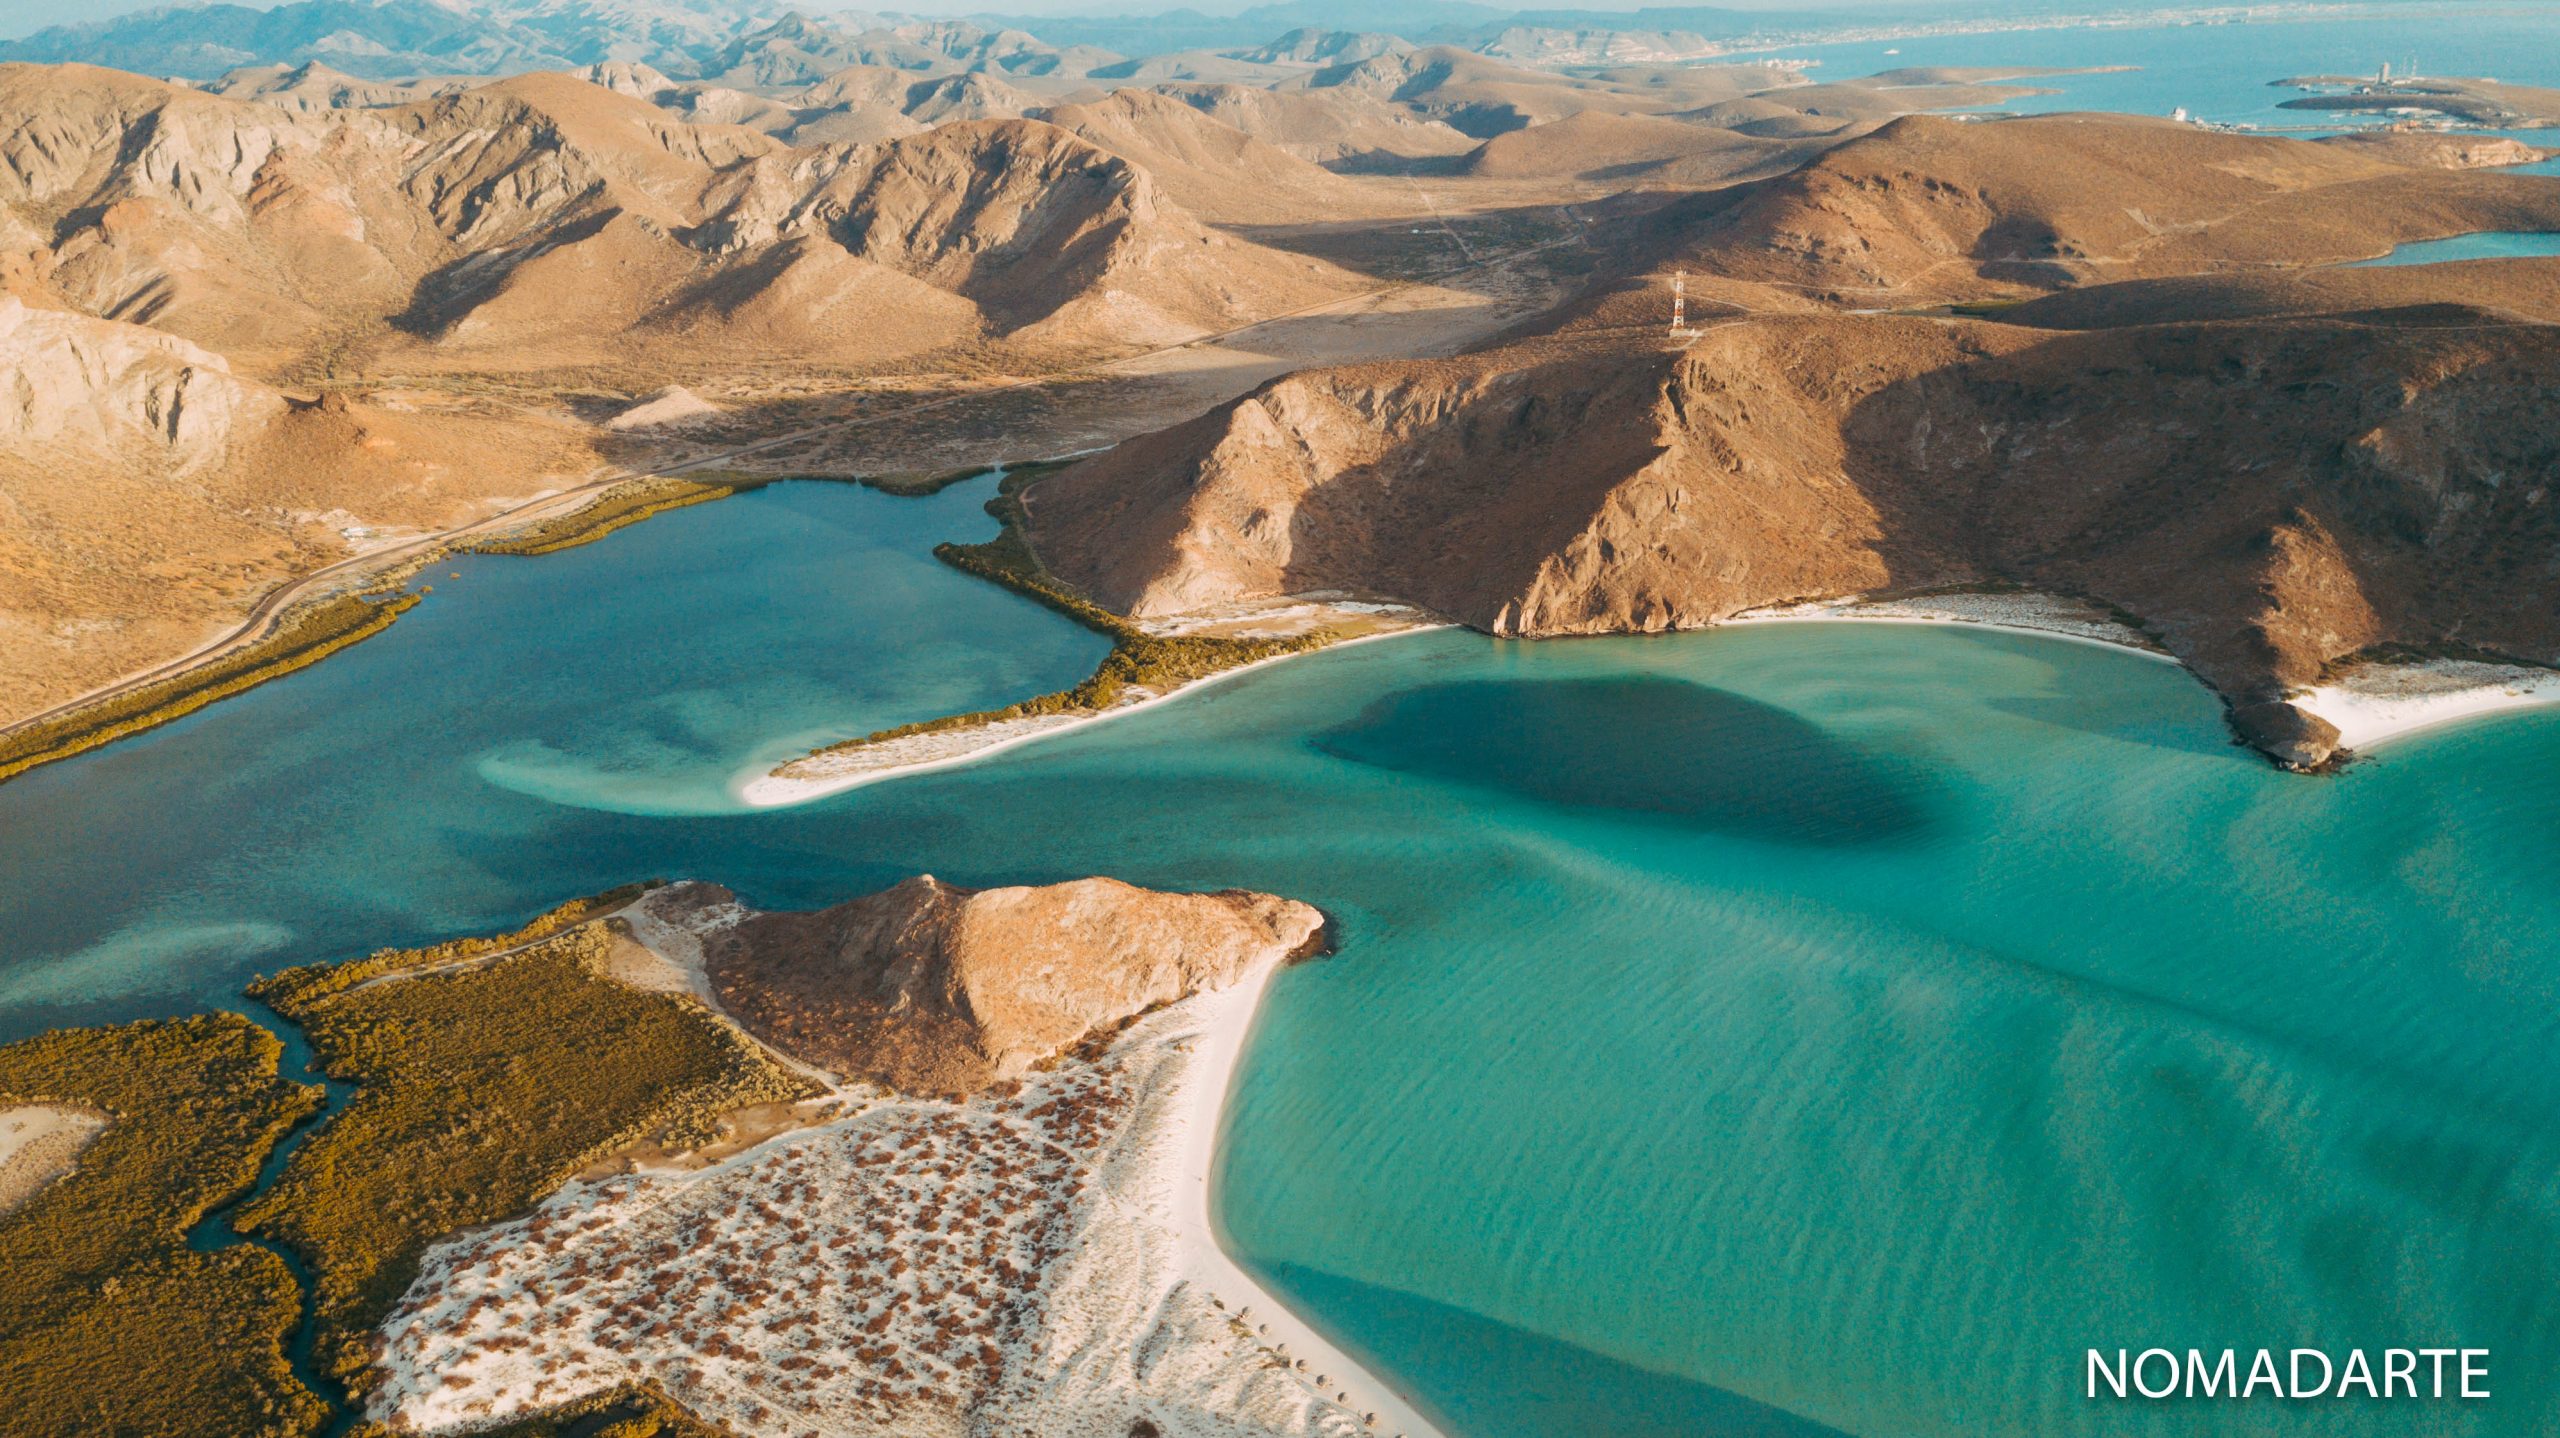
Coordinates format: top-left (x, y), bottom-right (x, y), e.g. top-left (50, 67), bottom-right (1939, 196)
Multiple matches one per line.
top-left (0, 296), bottom-right (284, 457)
top-left (1028, 316), bottom-right (2560, 768)
top-left (687, 876), bottom-right (1326, 1096)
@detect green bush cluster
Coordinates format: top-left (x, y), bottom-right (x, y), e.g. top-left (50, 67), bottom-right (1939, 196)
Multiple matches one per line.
top-left (251, 884), bottom-right (659, 1012)
top-left (239, 922), bottom-right (819, 1392)
top-left (466, 478), bottom-right (739, 556)
top-left (0, 1015), bottom-right (328, 1438)
top-left (0, 593), bottom-right (419, 787)
top-left (858, 464), bottom-right (994, 496)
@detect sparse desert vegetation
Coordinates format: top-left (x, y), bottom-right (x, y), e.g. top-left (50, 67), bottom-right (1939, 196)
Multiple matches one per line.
top-left (240, 913), bottom-right (818, 1393)
top-left (464, 478), bottom-right (744, 557)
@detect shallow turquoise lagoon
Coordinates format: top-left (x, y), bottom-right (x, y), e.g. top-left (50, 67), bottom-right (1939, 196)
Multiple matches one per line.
top-left (3, 484), bottom-right (2559, 1436)
top-left (2350, 232), bottom-right (2560, 266)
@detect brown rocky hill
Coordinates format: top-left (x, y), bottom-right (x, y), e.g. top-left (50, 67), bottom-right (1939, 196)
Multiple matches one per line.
top-left (0, 297), bottom-right (596, 712)
top-left (1287, 47), bottom-right (1810, 137)
top-left (1032, 87), bottom-right (1402, 223)
top-left (1992, 258), bottom-right (2560, 330)
top-left (1024, 311), bottom-right (2560, 769)
top-left (684, 876), bottom-right (1326, 1097)
top-left (1458, 109), bottom-right (1823, 187)
top-left (0, 64), bottom-right (1364, 376)
top-left (1150, 81), bottom-right (1477, 165)
top-left (1671, 112), bottom-right (2560, 302)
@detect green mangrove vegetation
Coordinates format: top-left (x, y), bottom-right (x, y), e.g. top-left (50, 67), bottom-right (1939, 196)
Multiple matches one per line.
top-left (465, 475), bottom-right (743, 557)
top-left (857, 464), bottom-right (993, 496)
top-left (239, 911), bottom-right (819, 1392)
top-left (790, 464), bottom-right (1330, 766)
top-left (249, 885), bottom-right (658, 1012)
top-left (0, 1015), bottom-right (328, 1438)
top-left (0, 592), bottom-right (419, 787)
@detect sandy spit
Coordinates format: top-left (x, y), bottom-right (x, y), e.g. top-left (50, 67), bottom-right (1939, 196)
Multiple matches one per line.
top-left (734, 622), bottom-right (1446, 810)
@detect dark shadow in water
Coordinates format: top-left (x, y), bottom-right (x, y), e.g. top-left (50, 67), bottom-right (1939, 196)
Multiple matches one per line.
top-left (1257, 1260), bottom-right (1850, 1438)
top-left (1313, 678), bottom-right (1935, 846)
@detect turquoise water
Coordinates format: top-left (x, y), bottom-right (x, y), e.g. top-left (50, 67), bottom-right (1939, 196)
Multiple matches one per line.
top-left (1750, 7), bottom-right (2560, 128)
top-left (2350, 231), bottom-right (2560, 264)
top-left (1212, 632), bottom-right (2560, 1437)
top-left (0, 478), bottom-right (1111, 1034)
top-left (6, 480), bottom-right (2560, 1436)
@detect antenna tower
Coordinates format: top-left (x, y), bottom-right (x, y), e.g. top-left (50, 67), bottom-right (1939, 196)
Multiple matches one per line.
top-left (1670, 270), bottom-right (1702, 338)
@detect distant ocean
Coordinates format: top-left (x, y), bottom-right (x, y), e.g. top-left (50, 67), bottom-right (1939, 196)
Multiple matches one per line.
top-left (1742, 3), bottom-right (2560, 135)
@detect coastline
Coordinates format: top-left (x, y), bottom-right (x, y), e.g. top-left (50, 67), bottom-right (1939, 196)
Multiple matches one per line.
top-left (734, 622), bottom-right (1447, 809)
top-left (370, 941), bottom-right (1448, 1438)
top-left (2297, 659), bottom-right (2560, 753)
top-left (1164, 959), bottom-right (1454, 1438)
top-left (1731, 592), bottom-right (2560, 752)
top-left (1725, 591), bottom-right (2181, 663)
top-left (742, 590), bottom-right (2560, 807)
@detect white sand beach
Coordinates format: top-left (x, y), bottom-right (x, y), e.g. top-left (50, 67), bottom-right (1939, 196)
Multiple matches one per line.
top-left (1729, 590), bottom-right (2176, 659)
top-left (369, 950), bottom-right (1445, 1438)
top-left (2297, 658), bottom-right (2560, 752)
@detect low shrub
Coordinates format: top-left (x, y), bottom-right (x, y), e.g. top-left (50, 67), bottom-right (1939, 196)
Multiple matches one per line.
top-left (0, 593), bottom-right (418, 786)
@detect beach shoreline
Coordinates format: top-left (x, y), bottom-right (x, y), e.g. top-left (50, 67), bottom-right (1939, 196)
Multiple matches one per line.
top-left (1726, 590), bottom-right (2181, 662)
top-left (2298, 658), bottom-right (2560, 753)
top-left (370, 938), bottom-right (1448, 1438)
top-left (734, 621), bottom-right (1446, 809)
top-left (741, 590), bottom-right (2560, 808)
top-left (1733, 592), bottom-right (2560, 753)
top-left (1163, 958), bottom-right (1454, 1438)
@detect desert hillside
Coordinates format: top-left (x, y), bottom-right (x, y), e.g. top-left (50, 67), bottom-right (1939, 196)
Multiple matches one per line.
top-left (1664, 112), bottom-right (2560, 303)
top-left (0, 297), bottom-right (598, 713)
top-left (1026, 296), bottom-right (2560, 768)
top-left (8, 55), bottom-right (2558, 759)
top-left (0, 64), bottom-right (1367, 376)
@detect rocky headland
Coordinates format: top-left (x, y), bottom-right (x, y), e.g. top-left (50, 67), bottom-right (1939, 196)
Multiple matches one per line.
top-left (1021, 115), bottom-right (2560, 770)
top-left (670, 875), bottom-right (1327, 1096)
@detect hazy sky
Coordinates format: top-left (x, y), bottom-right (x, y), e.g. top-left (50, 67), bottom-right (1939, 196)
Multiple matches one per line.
top-left (4, 0), bottom-right (154, 36)
top-left (0, 0), bottom-right (2076, 42)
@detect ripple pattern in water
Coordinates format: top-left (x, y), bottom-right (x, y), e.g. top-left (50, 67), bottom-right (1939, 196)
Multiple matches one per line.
top-left (2, 489), bottom-right (2557, 1438)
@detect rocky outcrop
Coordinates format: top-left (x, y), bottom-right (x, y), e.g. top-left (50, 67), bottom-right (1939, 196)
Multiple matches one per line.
top-left (0, 296), bottom-right (283, 459)
top-left (1028, 313), bottom-right (2560, 771)
top-left (684, 876), bottom-right (1326, 1096)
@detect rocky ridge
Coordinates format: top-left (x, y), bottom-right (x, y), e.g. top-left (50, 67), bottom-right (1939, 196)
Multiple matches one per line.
top-left (654, 876), bottom-right (1327, 1097)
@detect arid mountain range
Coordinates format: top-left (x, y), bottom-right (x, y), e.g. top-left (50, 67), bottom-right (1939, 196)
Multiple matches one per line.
top-left (0, 20), bottom-right (2556, 771)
